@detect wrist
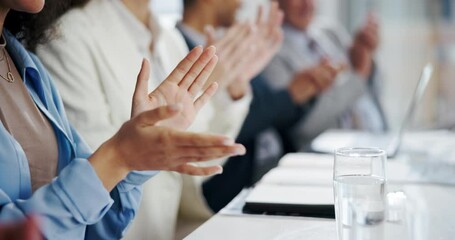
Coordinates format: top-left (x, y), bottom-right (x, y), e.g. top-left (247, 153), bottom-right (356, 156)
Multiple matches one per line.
top-left (88, 137), bottom-right (130, 191)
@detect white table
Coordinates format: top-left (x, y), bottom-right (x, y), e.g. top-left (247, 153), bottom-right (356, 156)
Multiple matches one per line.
top-left (186, 132), bottom-right (455, 239)
top-left (186, 184), bottom-right (455, 240)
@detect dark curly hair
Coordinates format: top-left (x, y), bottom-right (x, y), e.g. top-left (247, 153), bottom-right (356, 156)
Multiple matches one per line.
top-left (4, 0), bottom-right (90, 52)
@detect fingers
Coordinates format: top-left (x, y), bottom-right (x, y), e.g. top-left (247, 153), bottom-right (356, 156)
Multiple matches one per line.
top-left (228, 32), bottom-right (257, 71)
top-left (175, 144), bottom-right (246, 159)
top-left (194, 82), bottom-right (218, 111)
top-left (204, 25), bottom-right (217, 46)
top-left (188, 53), bottom-right (219, 96)
top-left (363, 27), bottom-right (379, 50)
top-left (366, 12), bottom-right (379, 29)
top-left (135, 105), bottom-right (182, 126)
top-left (356, 16), bottom-right (379, 51)
top-left (319, 59), bottom-right (340, 77)
top-left (214, 23), bottom-right (245, 53)
top-left (179, 46), bottom-right (217, 89)
top-left (315, 67), bottom-right (337, 90)
top-left (167, 46), bottom-right (204, 84)
top-left (171, 131), bottom-right (237, 147)
top-left (267, 2), bottom-right (280, 33)
top-left (220, 23), bottom-right (253, 62)
top-left (302, 62), bottom-right (339, 92)
top-left (255, 4), bottom-right (264, 25)
top-left (172, 164), bottom-right (223, 176)
top-left (132, 59), bottom-right (151, 106)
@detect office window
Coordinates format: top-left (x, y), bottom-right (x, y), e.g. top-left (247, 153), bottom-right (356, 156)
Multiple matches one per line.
top-left (151, 0), bottom-right (182, 28)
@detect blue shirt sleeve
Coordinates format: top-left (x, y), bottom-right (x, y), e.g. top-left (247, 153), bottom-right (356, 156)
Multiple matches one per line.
top-left (69, 124), bottom-right (158, 239)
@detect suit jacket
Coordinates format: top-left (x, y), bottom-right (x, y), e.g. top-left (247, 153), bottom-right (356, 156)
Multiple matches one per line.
top-left (37, 0), bottom-right (251, 239)
top-left (263, 19), bottom-right (388, 150)
top-left (177, 24), bottom-right (308, 212)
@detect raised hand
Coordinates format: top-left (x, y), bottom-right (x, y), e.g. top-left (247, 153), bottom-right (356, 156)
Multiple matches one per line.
top-left (201, 2), bottom-right (284, 100)
top-left (239, 2), bottom-right (284, 81)
top-left (350, 13), bottom-right (379, 78)
top-left (203, 22), bottom-right (254, 98)
top-left (288, 59), bottom-right (345, 104)
top-left (131, 46), bottom-right (219, 130)
top-left (355, 13), bottom-right (380, 52)
top-left (90, 105), bottom-right (246, 191)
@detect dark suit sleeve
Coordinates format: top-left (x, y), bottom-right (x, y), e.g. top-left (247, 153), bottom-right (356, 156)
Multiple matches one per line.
top-left (236, 74), bottom-right (309, 143)
top-left (203, 75), bottom-right (311, 212)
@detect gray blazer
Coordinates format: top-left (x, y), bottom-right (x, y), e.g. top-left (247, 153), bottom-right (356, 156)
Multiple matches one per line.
top-left (262, 19), bottom-right (387, 149)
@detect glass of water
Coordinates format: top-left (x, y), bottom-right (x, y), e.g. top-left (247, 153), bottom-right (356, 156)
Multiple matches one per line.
top-left (334, 147), bottom-right (387, 240)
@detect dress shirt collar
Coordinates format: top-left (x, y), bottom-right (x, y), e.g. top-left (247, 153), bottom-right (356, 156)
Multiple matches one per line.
top-left (4, 29), bottom-right (50, 107)
top-left (4, 30), bottom-right (40, 85)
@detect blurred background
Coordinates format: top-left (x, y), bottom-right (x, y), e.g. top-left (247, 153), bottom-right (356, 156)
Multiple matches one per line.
top-left (151, 0), bottom-right (455, 132)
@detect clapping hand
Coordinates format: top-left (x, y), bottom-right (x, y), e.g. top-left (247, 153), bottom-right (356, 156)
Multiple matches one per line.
top-left (350, 13), bottom-right (379, 78)
top-left (132, 46), bottom-right (219, 130)
top-left (289, 59), bottom-right (345, 104)
top-left (202, 2), bottom-right (284, 100)
top-left (239, 2), bottom-right (284, 82)
top-left (89, 46), bottom-right (246, 191)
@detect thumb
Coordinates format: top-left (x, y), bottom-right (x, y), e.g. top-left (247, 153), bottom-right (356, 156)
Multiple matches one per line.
top-left (204, 25), bottom-right (216, 46)
top-left (255, 4), bottom-right (264, 25)
top-left (135, 104), bottom-right (182, 127)
top-left (132, 59), bottom-right (151, 106)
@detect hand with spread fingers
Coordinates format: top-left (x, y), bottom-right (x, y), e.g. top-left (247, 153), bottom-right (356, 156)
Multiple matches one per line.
top-left (350, 13), bottom-right (379, 78)
top-left (202, 2), bottom-right (284, 100)
top-left (239, 2), bottom-right (284, 82)
top-left (288, 59), bottom-right (346, 104)
top-left (203, 22), bottom-right (254, 99)
top-left (132, 46), bottom-right (219, 130)
top-left (89, 47), bottom-right (246, 191)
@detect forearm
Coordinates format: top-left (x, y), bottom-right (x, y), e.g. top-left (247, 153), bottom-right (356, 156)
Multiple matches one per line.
top-left (88, 138), bottom-right (129, 192)
top-left (299, 72), bottom-right (367, 138)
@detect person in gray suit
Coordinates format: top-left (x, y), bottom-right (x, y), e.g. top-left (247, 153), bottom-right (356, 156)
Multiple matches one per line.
top-left (178, 0), bottom-right (349, 212)
top-left (263, 0), bottom-right (388, 150)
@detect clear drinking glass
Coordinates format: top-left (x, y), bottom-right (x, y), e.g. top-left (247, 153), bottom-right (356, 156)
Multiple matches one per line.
top-left (333, 147), bottom-right (387, 240)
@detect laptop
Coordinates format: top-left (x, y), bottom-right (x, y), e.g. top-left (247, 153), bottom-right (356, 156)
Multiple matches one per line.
top-left (311, 63), bottom-right (434, 158)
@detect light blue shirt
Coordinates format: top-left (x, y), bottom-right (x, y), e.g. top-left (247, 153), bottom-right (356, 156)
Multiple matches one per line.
top-left (0, 30), bottom-right (157, 239)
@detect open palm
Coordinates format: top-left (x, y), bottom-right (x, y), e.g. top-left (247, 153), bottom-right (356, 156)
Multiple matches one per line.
top-left (131, 46), bottom-right (219, 130)
top-left (241, 2), bottom-right (284, 82)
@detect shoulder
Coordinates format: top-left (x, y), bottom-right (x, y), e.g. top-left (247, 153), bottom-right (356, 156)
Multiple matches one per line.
top-left (37, 0), bottom-right (116, 59)
top-left (55, 0), bottom-right (115, 40)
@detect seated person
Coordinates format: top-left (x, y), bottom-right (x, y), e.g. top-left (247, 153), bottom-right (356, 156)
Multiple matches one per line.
top-left (37, 0), bottom-right (253, 239)
top-left (263, 0), bottom-right (388, 150)
top-left (0, 0), bottom-right (245, 239)
top-left (178, 0), bottom-right (344, 214)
